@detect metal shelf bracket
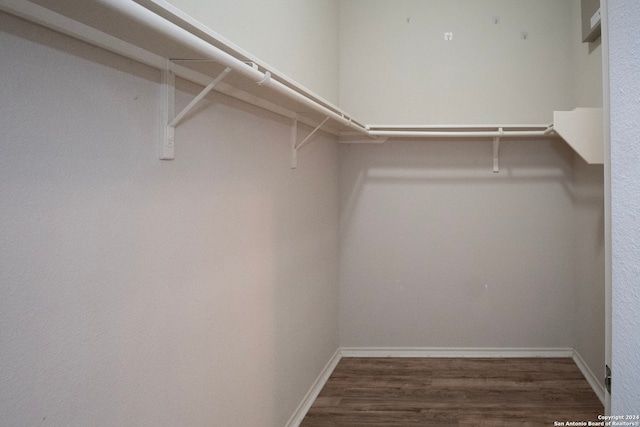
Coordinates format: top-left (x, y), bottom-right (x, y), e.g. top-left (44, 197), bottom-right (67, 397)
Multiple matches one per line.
top-left (161, 62), bottom-right (232, 160)
top-left (291, 116), bottom-right (330, 169)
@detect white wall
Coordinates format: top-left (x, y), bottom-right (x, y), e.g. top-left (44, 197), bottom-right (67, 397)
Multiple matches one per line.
top-left (572, 158), bottom-right (605, 384)
top-left (338, 139), bottom-right (576, 348)
top-left (339, 0), bottom-right (574, 124)
top-left (337, 0), bottom-right (605, 354)
top-left (0, 13), bottom-right (339, 427)
top-left (570, 0), bottom-right (603, 109)
top-left (164, 0), bottom-right (340, 105)
top-left (568, 0), bottom-right (605, 392)
top-left (608, 0), bottom-right (640, 413)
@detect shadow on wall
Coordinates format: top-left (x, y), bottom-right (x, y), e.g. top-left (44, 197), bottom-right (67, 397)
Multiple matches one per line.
top-left (336, 136), bottom-right (582, 348)
top-left (339, 137), bottom-right (575, 235)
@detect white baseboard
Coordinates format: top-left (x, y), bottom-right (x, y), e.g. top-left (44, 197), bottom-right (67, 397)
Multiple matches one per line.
top-left (339, 347), bottom-right (574, 358)
top-left (285, 348), bottom-right (342, 427)
top-left (572, 349), bottom-right (605, 405)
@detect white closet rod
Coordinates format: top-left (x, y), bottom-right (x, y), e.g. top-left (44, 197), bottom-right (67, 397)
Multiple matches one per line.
top-left (365, 124), bottom-right (554, 139)
top-left (95, 0), bottom-right (368, 136)
top-left (3, 0), bottom-right (562, 143)
top-left (366, 124), bottom-right (550, 129)
top-left (367, 130), bottom-right (549, 138)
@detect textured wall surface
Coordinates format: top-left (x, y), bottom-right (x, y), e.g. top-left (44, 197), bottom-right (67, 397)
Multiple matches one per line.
top-left (0, 13), bottom-right (339, 426)
top-left (570, 0), bottom-right (603, 109)
top-left (569, 0), bottom-right (605, 387)
top-left (164, 0), bottom-right (340, 104)
top-left (338, 139), bottom-right (576, 348)
top-left (339, 0), bottom-right (574, 124)
top-left (572, 159), bottom-right (605, 387)
top-left (608, 0), bottom-right (640, 414)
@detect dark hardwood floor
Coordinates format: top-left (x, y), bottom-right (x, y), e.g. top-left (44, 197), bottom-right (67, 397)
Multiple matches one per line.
top-left (300, 358), bottom-right (603, 426)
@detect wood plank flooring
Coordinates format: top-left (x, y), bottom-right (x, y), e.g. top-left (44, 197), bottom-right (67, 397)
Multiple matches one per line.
top-left (300, 358), bottom-right (603, 426)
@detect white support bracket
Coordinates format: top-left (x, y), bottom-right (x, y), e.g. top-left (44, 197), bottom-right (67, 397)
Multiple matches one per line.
top-left (291, 116), bottom-right (330, 169)
top-left (161, 62), bottom-right (232, 160)
top-left (493, 127), bottom-right (504, 173)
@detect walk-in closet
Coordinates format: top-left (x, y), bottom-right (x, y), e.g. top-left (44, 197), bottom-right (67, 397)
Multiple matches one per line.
top-left (2, 0), bottom-right (639, 425)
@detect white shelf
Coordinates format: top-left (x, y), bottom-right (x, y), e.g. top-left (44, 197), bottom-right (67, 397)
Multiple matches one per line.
top-left (0, 0), bottom-right (363, 135)
top-left (553, 108), bottom-right (604, 164)
top-left (0, 0), bottom-right (604, 167)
